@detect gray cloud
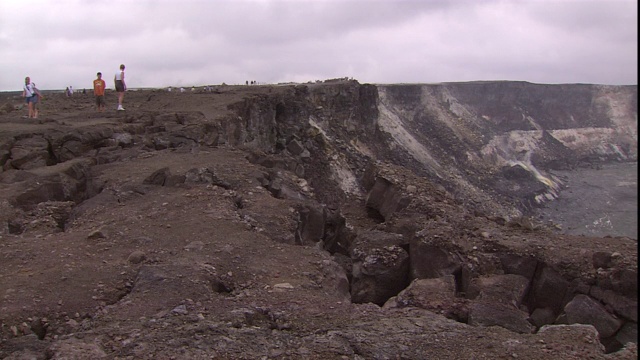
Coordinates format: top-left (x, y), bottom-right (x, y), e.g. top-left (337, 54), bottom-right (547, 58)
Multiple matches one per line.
top-left (0, 0), bottom-right (636, 91)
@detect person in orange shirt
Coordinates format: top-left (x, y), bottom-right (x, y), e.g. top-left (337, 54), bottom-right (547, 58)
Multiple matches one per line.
top-left (93, 72), bottom-right (106, 112)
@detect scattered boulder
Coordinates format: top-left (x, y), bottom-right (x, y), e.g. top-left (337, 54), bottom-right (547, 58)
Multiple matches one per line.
top-left (498, 253), bottom-right (538, 280)
top-left (317, 259), bottom-right (351, 302)
top-left (563, 294), bottom-right (623, 338)
top-left (128, 250), bottom-right (147, 264)
top-left (209, 275), bottom-right (234, 294)
top-left (320, 207), bottom-right (349, 255)
top-left (14, 177), bottom-right (76, 210)
top-left (410, 242), bottom-right (462, 279)
top-left (465, 274), bottom-right (534, 333)
top-left (7, 136), bottom-right (50, 170)
top-left (529, 307), bottom-right (556, 328)
top-left (295, 203), bottom-right (326, 245)
top-left (528, 265), bottom-right (569, 315)
top-left (590, 286), bottom-right (638, 322)
top-left (469, 274), bottom-right (530, 307)
top-left (502, 163), bottom-right (535, 180)
top-left (50, 127), bottom-right (114, 162)
top-left (287, 139), bottom-right (305, 155)
top-left (113, 133), bottom-right (134, 147)
top-left (616, 322), bottom-right (638, 345)
top-left (593, 251), bottom-right (613, 269)
top-left (87, 229), bottom-right (106, 240)
top-left (612, 269), bottom-right (638, 298)
top-left (538, 324), bottom-right (605, 352)
top-left (468, 301), bottom-right (535, 334)
top-left (384, 276), bottom-right (467, 321)
top-left (143, 167), bottom-right (171, 186)
top-left (365, 176), bottom-right (411, 221)
top-left (278, 184), bottom-right (305, 200)
top-left (385, 276), bottom-right (456, 309)
top-left (350, 242), bottom-right (409, 305)
top-left (184, 167), bottom-right (214, 184)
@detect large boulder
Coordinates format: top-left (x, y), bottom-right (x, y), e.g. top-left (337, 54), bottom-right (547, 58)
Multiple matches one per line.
top-left (295, 203), bottom-right (326, 245)
top-left (383, 275), bottom-right (468, 322)
top-left (466, 274), bottom-right (534, 334)
top-left (538, 324), bottom-right (605, 353)
top-left (321, 207), bottom-right (349, 255)
top-left (184, 167), bottom-right (231, 189)
top-left (385, 276), bottom-right (456, 309)
top-left (143, 167), bottom-right (171, 186)
top-left (13, 160), bottom-right (96, 210)
top-left (317, 259), bottom-right (351, 302)
top-left (7, 136), bottom-right (50, 170)
top-left (616, 322), bottom-right (638, 346)
top-left (529, 307), bottom-right (557, 328)
top-left (590, 286), bottom-right (638, 322)
top-left (563, 294), bottom-right (623, 338)
top-left (365, 176), bottom-right (411, 221)
top-left (469, 274), bottom-right (530, 307)
top-left (468, 302), bottom-right (535, 334)
top-left (295, 204), bottom-right (350, 254)
top-left (350, 232), bottom-right (409, 305)
top-left (528, 265), bottom-right (569, 315)
top-left (410, 241), bottom-right (462, 279)
top-left (50, 127), bottom-right (114, 162)
top-left (498, 253), bottom-right (538, 280)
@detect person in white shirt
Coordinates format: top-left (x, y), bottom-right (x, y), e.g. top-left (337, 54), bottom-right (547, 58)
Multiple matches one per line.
top-left (114, 64), bottom-right (126, 110)
top-left (22, 76), bottom-right (42, 118)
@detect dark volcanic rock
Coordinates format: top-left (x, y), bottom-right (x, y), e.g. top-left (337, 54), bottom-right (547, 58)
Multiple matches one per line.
top-left (563, 294), bottom-right (623, 338)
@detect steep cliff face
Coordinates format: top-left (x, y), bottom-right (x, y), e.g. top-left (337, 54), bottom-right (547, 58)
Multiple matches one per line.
top-left (375, 82), bottom-right (637, 211)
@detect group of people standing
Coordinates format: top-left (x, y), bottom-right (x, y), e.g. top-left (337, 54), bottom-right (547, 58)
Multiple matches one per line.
top-left (22, 64), bottom-right (127, 118)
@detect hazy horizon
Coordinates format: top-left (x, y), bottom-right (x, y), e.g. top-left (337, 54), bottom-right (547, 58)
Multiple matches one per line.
top-left (2, 78), bottom-right (639, 94)
top-left (1, 0), bottom-right (637, 91)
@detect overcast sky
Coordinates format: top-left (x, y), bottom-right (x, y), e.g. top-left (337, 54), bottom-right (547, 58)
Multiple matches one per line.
top-left (0, 0), bottom-right (637, 91)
